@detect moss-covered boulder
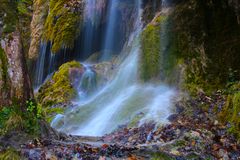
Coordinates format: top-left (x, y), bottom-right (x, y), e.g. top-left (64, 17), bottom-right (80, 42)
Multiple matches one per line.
top-left (42, 0), bottom-right (83, 53)
top-left (37, 61), bottom-right (84, 108)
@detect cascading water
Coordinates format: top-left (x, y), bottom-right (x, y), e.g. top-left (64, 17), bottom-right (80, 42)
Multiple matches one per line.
top-left (34, 43), bottom-right (57, 88)
top-left (81, 0), bottom-right (104, 57)
top-left (78, 64), bottom-right (97, 99)
top-left (101, 0), bottom-right (118, 60)
top-left (52, 0), bottom-right (176, 137)
top-left (34, 42), bottom-right (47, 87)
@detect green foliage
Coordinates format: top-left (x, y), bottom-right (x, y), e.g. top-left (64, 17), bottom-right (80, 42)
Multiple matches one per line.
top-left (43, 0), bottom-right (81, 53)
top-left (0, 148), bottom-right (21, 160)
top-left (219, 85), bottom-right (240, 140)
top-left (0, 100), bottom-right (42, 135)
top-left (17, 0), bottom-right (32, 15)
top-left (26, 100), bottom-right (43, 119)
top-left (0, 0), bottom-right (18, 34)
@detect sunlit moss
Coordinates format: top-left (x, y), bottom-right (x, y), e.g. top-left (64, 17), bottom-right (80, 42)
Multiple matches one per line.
top-left (37, 61), bottom-right (82, 107)
top-left (43, 0), bottom-right (82, 53)
top-left (140, 16), bottom-right (166, 81)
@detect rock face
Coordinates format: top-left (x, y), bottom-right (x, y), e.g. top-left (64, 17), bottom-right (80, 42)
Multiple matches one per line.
top-left (28, 0), bottom-right (49, 59)
top-left (142, 0), bottom-right (162, 25)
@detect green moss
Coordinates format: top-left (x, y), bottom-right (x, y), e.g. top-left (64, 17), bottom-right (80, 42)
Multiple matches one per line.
top-left (43, 0), bottom-right (81, 53)
top-left (37, 61), bottom-right (82, 122)
top-left (140, 16), bottom-right (166, 81)
top-left (43, 107), bottom-right (64, 123)
top-left (37, 61), bottom-right (82, 107)
top-left (128, 113), bottom-right (145, 128)
top-left (0, 47), bottom-right (9, 91)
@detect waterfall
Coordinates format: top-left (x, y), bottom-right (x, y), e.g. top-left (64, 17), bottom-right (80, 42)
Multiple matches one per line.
top-left (34, 42), bottom-right (57, 88)
top-left (101, 0), bottom-right (118, 60)
top-left (34, 42), bottom-right (47, 87)
top-left (81, 0), bottom-right (104, 57)
top-left (51, 0), bottom-right (176, 136)
top-left (78, 64), bottom-right (97, 99)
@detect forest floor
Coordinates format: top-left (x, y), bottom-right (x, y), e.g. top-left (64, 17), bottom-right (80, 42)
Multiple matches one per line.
top-left (1, 92), bottom-right (240, 160)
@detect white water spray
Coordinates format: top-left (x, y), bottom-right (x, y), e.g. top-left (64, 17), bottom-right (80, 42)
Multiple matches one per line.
top-left (51, 0), bottom-right (176, 136)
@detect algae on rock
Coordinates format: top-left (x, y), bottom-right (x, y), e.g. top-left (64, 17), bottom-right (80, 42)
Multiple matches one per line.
top-left (140, 15), bottom-right (164, 82)
top-left (37, 61), bottom-right (83, 108)
top-left (43, 0), bottom-right (83, 53)
top-left (0, 47), bottom-right (11, 107)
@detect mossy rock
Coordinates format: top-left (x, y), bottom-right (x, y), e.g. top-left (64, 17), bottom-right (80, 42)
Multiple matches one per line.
top-left (43, 0), bottom-right (82, 53)
top-left (37, 61), bottom-right (83, 108)
top-left (140, 15), bottom-right (163, 81)
top-left (140, 13), bottom-right (181, 84)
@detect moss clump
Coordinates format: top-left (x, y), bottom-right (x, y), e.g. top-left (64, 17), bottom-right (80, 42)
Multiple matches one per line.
top-left (0, 47), bottom-right (8, 87)
top-left (43, 0), bottom-right (82, 53)
top-left (140, 15), bottom-right (167, 81)
top-left (37, 61), bottom-right (82, 108)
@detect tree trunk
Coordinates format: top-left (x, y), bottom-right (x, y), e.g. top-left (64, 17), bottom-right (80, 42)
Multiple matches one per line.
top-left (0, 31), bottom-right (33, 107)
